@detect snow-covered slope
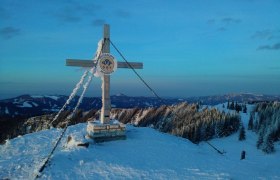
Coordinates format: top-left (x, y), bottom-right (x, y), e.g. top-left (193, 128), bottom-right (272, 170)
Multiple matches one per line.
top-left (1, 104), bottom-right (280, 179)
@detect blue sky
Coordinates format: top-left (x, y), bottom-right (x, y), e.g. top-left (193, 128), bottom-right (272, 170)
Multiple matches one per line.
top-left (0, 0), bottom-right (280, 99)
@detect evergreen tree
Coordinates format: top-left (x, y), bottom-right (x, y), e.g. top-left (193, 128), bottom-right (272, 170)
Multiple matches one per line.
top-left (235, 102), bottom-right (238, 111)
top-left (230, 101), bottom-right (235, 110)
top-left (254, 120), bottom-right (259, 132)
top-left (235, 102), bottom-right (242, 113)
top-left (227, 101), bottom-right (230, 109)
top-left (193, 127), bottom-right (201, 143)
top-left (262, 134), bottom-right (275, 153)
top-left (257, 134), bottom-right (264, 149)
top-left (239, 124), bottom-right (246, 141)
top-left (248, 112), bottom-right (254, 130)
top-left (196, 103), bottom-right (200, 111)
top-left (243, 104), bottom-right (247, 113)
top-left (215, 121), bottom-right (224, 138)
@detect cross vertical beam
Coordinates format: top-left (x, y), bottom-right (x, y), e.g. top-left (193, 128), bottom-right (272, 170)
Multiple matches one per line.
top-left (101, 24), bottom-right (111, 124)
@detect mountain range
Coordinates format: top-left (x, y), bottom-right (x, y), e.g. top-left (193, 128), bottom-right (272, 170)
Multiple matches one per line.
top-left (0, 93), bottom-right (279, 118)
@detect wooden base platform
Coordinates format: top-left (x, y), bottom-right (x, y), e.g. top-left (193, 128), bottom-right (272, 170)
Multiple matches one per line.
top-left (87, 120), bottom-right (126, 143)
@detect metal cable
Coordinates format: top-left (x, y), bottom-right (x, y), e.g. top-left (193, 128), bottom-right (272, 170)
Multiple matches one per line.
top-left (109, 40), bottom-right (184, 120)
top-left (35, 124), bottom-right (69, 179)
top-left (109, 39), bottom-right (225, 155)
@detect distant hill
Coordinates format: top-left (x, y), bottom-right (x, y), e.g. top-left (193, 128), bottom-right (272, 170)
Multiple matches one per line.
top-left (187, 93), bottom-right (280, 105)
top-left (0, 93), bottom-right (279, 118)
top-left (0, 94), bottom-right (182, 117)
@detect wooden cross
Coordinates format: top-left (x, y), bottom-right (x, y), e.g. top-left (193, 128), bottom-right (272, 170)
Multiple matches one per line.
top-left (66, 24), bottom-right (143, 124)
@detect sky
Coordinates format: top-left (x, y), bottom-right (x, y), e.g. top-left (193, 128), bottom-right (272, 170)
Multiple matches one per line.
top-left (0, 0), bottom-right (280, 99)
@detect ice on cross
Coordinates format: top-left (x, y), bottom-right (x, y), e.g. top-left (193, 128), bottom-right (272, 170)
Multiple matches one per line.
top-left (66, 24), bottom-right (143, 142)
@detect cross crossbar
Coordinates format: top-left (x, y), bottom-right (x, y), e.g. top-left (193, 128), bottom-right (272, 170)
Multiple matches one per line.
top-left (66, 59), bottom-right (143, 69)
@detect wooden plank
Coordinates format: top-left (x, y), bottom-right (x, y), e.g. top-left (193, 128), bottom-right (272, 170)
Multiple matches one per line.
top-left (66, 59), bottom-right (143, 69)
top-left (66, 59), bottom-right (96, 67)
top-left (117, 62), bottom-right (143, 69)
top-left (103, 24), bottom-right (110, 53)
top-left (101, 24), bottom-right (111, 124)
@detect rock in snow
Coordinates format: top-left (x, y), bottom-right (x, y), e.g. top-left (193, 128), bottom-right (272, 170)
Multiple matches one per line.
top-left (0, 121), bottom-right (280, 179)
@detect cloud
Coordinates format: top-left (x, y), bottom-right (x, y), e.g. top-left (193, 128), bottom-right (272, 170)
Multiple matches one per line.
top-left (0, 26), bottom-right (21, 39)
top-left (55, 10), bottom-right (81, 23)
top-left (54, 2), bottom-right (100, 23)
top-left (72, 2), bottom-right (100, 16)
top-left (251, 29), bottom-right (280, 40)
top-left (221, 17), bottom-right (241, 25)
top-left (207, 19), bottom-right (215, 24)
top-left (257, 42), bottom-right (280, 50)
top-left (207, 17), bottom-right (241, 32)
top-left (217, 27), bottom-right (226, 32)
top-left (92, 19), bottom-right (106, 27)
top-left (115, 10), bottom-right (131, 18)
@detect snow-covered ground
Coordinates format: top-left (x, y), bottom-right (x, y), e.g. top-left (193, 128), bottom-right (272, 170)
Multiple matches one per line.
top-left (1, 104), bottom-right (280, 179)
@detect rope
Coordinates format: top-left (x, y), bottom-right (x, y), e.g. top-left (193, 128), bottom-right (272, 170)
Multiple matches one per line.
top-left (36, 69), bottom-right (90, 177)
top-left (109, 39), bottom-right (225, 155)
top-left (35, 71), bottom-right (90, 179)
top-left (35, 40), bottom-right (104, 179)
top-left (67, 68), bottom-right (95, 120)
top-left (50, 70), bottom-right (89, 126)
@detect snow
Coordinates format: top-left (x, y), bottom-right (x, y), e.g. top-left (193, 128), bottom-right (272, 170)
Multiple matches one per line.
top-left (31, 102), bottom-right (39, 107)
top-left (1, 104), bottom-right (280, 179)
top-left (16, 101), bottom-right (33, 108)
top-left (31, 95), bottom-right (44, 99)
top-left (21, 102), bottom-right (33, 108)
top-left (45, 96), bottom-right (60, 101)
top-left (31, 95), bottom-right (60, 101)
top-left (5, 107), bottom-right (9, 114)
top-left (144, 102), bottom-right (151, 106)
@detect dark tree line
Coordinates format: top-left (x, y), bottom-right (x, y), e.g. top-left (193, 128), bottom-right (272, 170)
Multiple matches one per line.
top-left (248, 102), bottom-right (280, 153)
top-left (1, 109), bottom-right (101, 143)
top-left (112, 103), bottom-right (241, 144)
top-left (2, 102), bottom-right (241, 145)
top-left (169, 104), bottom-right (240, 143)
top-left (227, 101), bottom-right (247, 113)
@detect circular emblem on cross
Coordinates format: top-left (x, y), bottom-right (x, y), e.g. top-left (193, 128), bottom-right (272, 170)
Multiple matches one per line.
top-left (97, 53), bottom-right (117, 75)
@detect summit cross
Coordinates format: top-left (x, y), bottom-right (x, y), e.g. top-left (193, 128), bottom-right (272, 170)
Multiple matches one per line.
top-left (66, 24), bottom-right (143, 125)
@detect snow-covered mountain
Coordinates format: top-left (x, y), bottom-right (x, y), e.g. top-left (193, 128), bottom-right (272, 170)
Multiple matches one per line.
top-left (188, 93), bottom-right (280, 105)
top-left (1, 108), bottom-right (280, 179)
top-left (1, 93), bottom-right (279, 118)
top-left (0, 94), bottom-right (183, 117)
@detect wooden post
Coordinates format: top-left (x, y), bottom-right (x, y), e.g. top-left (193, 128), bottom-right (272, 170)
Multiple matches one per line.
top-left (101, 24), bottom-right (111, 124)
